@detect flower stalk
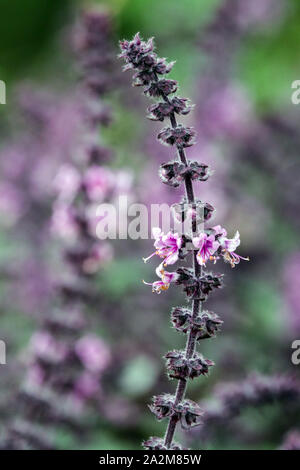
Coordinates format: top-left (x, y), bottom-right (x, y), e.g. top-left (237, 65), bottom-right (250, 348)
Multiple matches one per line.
top-left (119, 33), bottom-right (248, 450)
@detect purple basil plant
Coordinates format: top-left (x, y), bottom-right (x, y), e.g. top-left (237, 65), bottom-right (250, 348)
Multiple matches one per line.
top-left (0, 8), bottom-right (124, 450)
top-left (199, 374), bottom-right (300, 429)
top-left (191, 374), bottom-right (300, 448)
top-left (119, 33), bottom-right (249, 450)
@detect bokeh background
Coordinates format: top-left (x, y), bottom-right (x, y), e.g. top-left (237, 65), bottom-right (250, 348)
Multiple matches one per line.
top-left (0, 0), bottom-right (300, 450)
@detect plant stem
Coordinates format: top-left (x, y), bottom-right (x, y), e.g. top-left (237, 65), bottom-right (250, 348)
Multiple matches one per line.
top-left (163, 106), bottom-right (202, 448)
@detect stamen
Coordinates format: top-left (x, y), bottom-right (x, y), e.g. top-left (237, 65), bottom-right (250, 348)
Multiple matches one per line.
top-left (142, 251), bottom-right (157, 263)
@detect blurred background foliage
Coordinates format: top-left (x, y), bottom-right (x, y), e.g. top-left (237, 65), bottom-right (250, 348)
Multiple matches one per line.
top-left (0, 0), bottom-right (300, 450)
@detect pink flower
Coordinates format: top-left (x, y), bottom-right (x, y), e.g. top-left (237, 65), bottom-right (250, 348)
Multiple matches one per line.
top-left (51, 202), bottom-right (79, 241)
top-left (75, 335), bottom-right (111, 373)
top-left (143, 227), bottom-right (182, 265)
top-left (30, 331), bottom-right (68, 362)
top-left (53, 164), bottom-right (81, 202)
top-left (217, 229), bottom-right (249, 268)
top-left (83, 166), bottom-right (113, 201)
top-left (143, 262), bottom-right (179, 294)
top-left (220, 230), bottom-right (240, 251)
top-left (74, 372), bottom-right (101, 400)
top-left (193, 233), bottom-right (219, 266)
top-left (212, 225), bottom-right (227, 238)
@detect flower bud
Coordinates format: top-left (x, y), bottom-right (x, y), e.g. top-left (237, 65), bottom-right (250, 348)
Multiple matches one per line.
top-left (196, 311), bottom-right (223, 339)
top-left (154, 58), bottom-right (175, 75)
top-left (165, 350), bottom-right (214, 380)
top-left (119, 33), bottom-right (155, 68)
top-left (158, 161), bottom-right (185, 187)
top-left (199, 272), bottom-right (224, 300)
top-left (143, 436), bottom-right (184, 450)
top-left (171, 306), bottom-right (192, 332)
top-left (133, 69), bottom-right (156, 86)
top-left (185, 161), bottom-right (210, 182)
top-left (158, 125), bottom-right (196, 148)
top-left (171, 200), bottom-right (214, 225)
top-left (171, 96), bottom-right (193, 116)
top-left (149, 394), bottom-right (204, 430)
top-left (147, 102), bottom-right (174, 121)
top-left (145, 79), bottom-right (177, 97)
top-left (176, 399), bottom-right (204, 429)
top-left (175, 268), bottom-right (223, 300)
top-left (149, 394), bottom-right (175, 420)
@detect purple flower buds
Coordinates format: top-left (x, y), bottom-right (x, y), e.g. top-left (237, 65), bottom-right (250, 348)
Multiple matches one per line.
top-left (176, 399), bottom-right (204, 429)
top-left (165, 350), bottom-right (214, 380)
top-left (159, 161), bottom-right (185, 187)
top-left (159, 160), bottom-right (210, 187)
top-left (145, 79), bottom-right (178, 97)
top-left (199, 272), bottom-right (224, 299)
top-left (171, 307), bottom-right (223, 339)
top-left (142, 436), bottom-right (184, 450)
top-left (186, 161), bottom-right (210, 181)
top-left (154, 58), bottom-right (175, 75)
top-left (149, 394), bottom-right (204, 429)
top-left (147, 97), bottom-right (192, 122)
top-left (149, 394), bottom-right (175, 420)
top-left (171, 97), bottom-right (193, 115)
top-left (171, 200), bottom-right (214, 225)
top-left (147, 102), bottom-right (175, 121)
top-left (171, 306), bottom-right (192, 331)
top-left (119, 33), bottom-right (155, 68)
top-left (193, 311), bottom-right (223, 340)
top-left (158, 125), bottom-right (196, 148)
top-left (75, 10), bottom-right (115, 96)
top-left (176, 268), bottom-right (224, 300)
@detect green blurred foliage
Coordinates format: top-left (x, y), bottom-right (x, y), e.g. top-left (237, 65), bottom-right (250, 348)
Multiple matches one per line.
top-left (119, 355), bottom-right (160, 397)
top-left (0, 0), bottom-right (76, 81)
top-left (239, 0), bottom-right (300, 109)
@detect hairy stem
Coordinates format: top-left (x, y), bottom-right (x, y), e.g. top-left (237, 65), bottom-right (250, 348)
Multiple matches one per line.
top-left (163, 106), bottom-right (202, 448)
top-left (120, 34), bottom-right (243, 451)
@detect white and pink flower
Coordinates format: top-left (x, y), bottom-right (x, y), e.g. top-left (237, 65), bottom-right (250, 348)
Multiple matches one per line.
top-left (51, 202), bottom-right (79, 241)
top-left (143, 262), bottom-right (179, 294)
top-left (83, 166), bottom-right (114, 202)
top-left (143, 227), bottom-right (182, 266)
top-left (193, 232), bottom-right (220, 266)
top-left (53, 164), bottom-right (81, 202)
top-left (213, 226), bottom-right (249, 267)
top-left (212, 225), bottom-right (227, 238)
top-left (75, 335), bottom-right (111, 373)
